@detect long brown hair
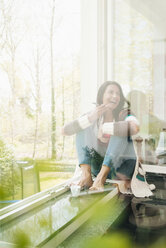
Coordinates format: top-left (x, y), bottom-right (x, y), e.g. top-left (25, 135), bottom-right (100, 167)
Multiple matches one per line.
top-left (96, 81), bottom-right (130, 120)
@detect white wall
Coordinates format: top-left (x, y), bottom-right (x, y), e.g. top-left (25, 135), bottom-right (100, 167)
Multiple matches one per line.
top-left (80, 0), bottom-right (115, 113)
top-left (80, 0), bottom-right (166, 122)
top-left (153, 39), bottom-right (166, 121)
top-left (80, 0), bottom-right (98, 113)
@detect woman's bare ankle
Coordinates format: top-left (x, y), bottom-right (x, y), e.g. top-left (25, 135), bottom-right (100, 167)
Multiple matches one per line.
top-left (78, 164), bottom-right (93, 188)
top-left (96, 165), bottom-right (110, 182)
top-left (78, 175), bottom-right (93, 188)
top-left (80, 164), bottom-right (91, 176)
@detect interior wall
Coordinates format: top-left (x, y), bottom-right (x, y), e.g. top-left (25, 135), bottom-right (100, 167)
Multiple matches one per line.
top-left (81, 0), bottom-right (166, 123)
top-left (80, 0), bottom-right (98, 113)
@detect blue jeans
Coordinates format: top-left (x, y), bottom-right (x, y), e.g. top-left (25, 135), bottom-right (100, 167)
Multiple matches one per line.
top-left (76, 126), bottom-right (136, 179)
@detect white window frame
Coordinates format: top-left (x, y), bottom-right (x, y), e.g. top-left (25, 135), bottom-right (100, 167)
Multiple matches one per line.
top-left (80, 0), bottom-right (115, 113)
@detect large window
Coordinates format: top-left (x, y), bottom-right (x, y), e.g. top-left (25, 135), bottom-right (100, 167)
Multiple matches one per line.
top-left (114, 0), bottom-right (166, 163)
top-left (1, 0), bottom-right (166, 246)
top-left (0, 0), bottom-right (80, 205)
top-left (81, 0), bottom-right (166, 163)
top-left (1, 0), bottom-right (166, 209)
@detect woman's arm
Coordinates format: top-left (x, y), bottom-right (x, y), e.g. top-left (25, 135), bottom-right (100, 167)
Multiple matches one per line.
top-left (62, 104), bottom-right (109, 136)
top-left (62, 115), bottom-right (91, 136)
top-left (102, 115), bottom-right (139, 137)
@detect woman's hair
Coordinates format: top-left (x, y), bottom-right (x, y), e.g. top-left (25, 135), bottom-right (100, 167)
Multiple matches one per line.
top-left (96, 81), bottom-right (130, 120)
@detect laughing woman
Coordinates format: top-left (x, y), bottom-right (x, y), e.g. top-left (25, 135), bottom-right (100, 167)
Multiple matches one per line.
top-left (62, 81), bottom-right (140, 192)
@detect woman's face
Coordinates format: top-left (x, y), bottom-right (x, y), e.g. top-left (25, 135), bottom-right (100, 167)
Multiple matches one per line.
top-left (102, 84), bottom-right (120, 110)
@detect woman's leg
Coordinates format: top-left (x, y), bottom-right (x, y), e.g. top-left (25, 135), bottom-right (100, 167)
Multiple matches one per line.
top-left (103, 136), bottom-right (136, 172)
top-left (90, 136), bottom-right (136, 190)
top-left (76, 127), bottom-right (100, 188)
top-left (77, 164), bottom-right (93, 188)
top-left (90, 165), bottom-right (110, 190)
top-left (76, 126), bottom-right (100, 166)
top-left (116, 159), bottom-right (136, 193)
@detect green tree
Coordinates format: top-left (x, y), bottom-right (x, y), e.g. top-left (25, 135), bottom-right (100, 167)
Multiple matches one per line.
top-left (0, 139), bottom-right (20, 200)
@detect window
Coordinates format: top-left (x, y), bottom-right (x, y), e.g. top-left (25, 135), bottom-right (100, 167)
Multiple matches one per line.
top-left (0, 0), bottom-right (80, 206)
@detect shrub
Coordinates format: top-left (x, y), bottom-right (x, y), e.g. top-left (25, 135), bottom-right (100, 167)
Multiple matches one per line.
top-left (0, 139), bottom-right (20, 200)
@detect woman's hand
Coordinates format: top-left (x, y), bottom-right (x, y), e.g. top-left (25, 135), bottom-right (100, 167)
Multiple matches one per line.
top-left (88, 104), bottom-right (109, 123)
top-left (128, 121), bottom-right (140, 135)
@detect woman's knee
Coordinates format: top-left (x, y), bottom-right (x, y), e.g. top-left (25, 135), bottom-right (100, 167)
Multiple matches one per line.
top-left (108, 135), bottom-right (129, 145)
top-left (76, 127), bottom-right (92, 142)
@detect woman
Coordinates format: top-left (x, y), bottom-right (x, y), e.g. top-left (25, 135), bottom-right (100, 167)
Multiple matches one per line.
top-left (62, 81), bottom-right (140, 192)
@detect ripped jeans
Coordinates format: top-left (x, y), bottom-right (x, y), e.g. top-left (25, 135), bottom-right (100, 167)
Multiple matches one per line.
top-left (76, 126), bottom-right (136, 179)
